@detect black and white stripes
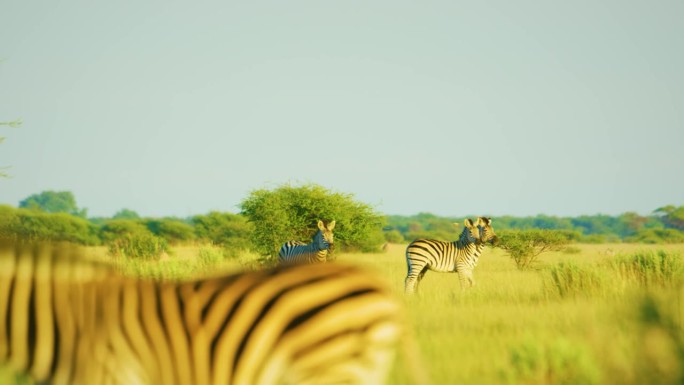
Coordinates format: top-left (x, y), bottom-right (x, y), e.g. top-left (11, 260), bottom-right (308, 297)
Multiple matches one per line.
top-left (404, 217), bottom-right (497, 294)
top-left (0, 239), bottom-right (405, 385)
top-left (278, 220), bottom-right (336, 264)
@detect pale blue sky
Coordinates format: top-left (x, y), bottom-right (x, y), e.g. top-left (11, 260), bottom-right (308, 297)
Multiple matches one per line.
top-left (1, 1), bottom-right (682, 218)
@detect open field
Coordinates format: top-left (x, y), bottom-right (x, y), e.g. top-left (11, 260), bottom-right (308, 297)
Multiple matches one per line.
top-left (351, 243), bottom-right (684, 385)
top-left (2, 243), bottom-right (683, 384)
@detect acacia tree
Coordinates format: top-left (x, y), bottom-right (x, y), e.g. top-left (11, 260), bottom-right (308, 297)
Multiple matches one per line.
top-left (19, 190), bottom-right (88, 217)
top-left (240, 184), bottom-right (385, 260)
top-left (496, 229), bottom-right (573, 270)
top-left (654, 205), bottom-right (684, 230)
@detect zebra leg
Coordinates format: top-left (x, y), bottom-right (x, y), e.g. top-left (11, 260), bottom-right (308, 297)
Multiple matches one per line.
top-left (405, 265), bottom-right (428, 295)
top-left (457, 270), bottom-right (474, 290)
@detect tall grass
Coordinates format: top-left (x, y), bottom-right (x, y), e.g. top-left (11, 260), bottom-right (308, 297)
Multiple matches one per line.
top-left (2, 243), bottom-right (684, 385)
top-left (543, 250), bottom-right (684, 299)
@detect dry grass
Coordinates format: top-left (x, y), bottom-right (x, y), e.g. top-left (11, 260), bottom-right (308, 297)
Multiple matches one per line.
top-left (2, 243), bottom-right (683, 385)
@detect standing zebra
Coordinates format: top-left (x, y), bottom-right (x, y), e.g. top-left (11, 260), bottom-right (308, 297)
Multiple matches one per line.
top-left (278, 220), bottom-right (336, 264)
top-left (404, 217), bottom-right (497, 294)
top-left (0, 239), bottom-right (413, 385)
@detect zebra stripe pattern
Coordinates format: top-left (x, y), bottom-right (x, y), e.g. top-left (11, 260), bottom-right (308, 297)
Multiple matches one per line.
top-left (278, 220), bottom-right (336, 264)
top-left (404, 217), bottom-right (497, 294)
top-left (0, 239), bottom-right (405, 385)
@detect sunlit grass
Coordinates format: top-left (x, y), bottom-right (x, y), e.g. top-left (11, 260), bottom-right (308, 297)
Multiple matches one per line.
top-left (341, 243), bottom-right (684, 385)
top-left (2, 243), bottom-right (683, 385)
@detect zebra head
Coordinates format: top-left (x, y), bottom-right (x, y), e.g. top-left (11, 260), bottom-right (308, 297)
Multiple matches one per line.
top-left (313, 220), bottom-right (336, 251)
top-left (476, 217), bottom-right (497, 245)
top-left (458, 218), bottom-right (481, 244)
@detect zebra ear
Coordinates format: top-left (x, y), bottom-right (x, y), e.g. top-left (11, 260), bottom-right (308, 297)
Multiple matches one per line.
top-left (317, 220), bottom-right (325, 230)
top-left (464, 219), bottom-right (474, 228)
top-left (328, 220), bottom-right (336, 231)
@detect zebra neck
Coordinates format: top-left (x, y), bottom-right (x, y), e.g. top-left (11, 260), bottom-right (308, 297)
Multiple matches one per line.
top-left (454, 238), bottom-right (477, 251)
top-left (454, 241), bottom-right (484, 258)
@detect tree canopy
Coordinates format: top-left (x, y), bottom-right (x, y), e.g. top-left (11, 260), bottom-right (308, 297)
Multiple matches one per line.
top-left (240, 183), bottom-right (385, 259)
top-left (19, 190), bottom-right (87, 217)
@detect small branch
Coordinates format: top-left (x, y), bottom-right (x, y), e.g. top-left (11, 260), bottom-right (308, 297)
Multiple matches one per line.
top-left (0, 118), bottom-right (23, 128)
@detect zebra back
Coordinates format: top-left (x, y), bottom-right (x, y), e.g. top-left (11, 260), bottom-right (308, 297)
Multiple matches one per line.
top-left (278, 220), bottom-right (336, 264)
top-left (1, 239), bottom-right (406, 385)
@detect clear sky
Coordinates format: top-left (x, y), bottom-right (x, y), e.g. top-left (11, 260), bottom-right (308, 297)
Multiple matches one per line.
top-left (1, 1), bottom-right (682, 218)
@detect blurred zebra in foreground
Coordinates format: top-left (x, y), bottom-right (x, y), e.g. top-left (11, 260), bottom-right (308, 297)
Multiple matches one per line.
top-left (404, 217), bottom-right (497, 294)
top-left (278, 220), bottom-right (336, 264)
top-left (0, 239), bottom-right (419, 385)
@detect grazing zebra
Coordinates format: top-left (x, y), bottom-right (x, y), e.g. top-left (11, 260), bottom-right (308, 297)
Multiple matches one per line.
top-left (0, 239), bottom-right (412, 385)
top-left (404, 217), bottom-right (497, 294)
top-left (278, 220), bottom-right (336, 264)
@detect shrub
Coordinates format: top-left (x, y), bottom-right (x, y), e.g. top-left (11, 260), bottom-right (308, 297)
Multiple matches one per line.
top-left (108, 233), bottom-right (168, 260)
top-left (383, 229), bottom-right (405, 244)
top-left (99, 219), bottom-right (150, 243)
top-left (191, 212), bottom-right (253, 255)
top-left (1, 206), bottom-right (99, 245)
top-left (626, 229), bottom-right (684, 244)
top-left (145, 218), bottom-right (196, 244)
top-left (496, 229), bottom-right (572, 270)
top-left (240, 184), bottom-right (385, 259)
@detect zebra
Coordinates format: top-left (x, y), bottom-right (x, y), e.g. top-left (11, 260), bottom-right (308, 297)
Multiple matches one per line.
top-left (0, 239), bottom-right (414, 385)
top-left (404, 217), bottom-right (497, 294)
top-left (278, 220), bottom-right (336, 264)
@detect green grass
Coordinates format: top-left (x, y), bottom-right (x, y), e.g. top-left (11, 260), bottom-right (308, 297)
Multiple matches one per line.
top-left (343, 243), bottom-right (684, 385)
top-left (2, 243), bottom-right (684, 384)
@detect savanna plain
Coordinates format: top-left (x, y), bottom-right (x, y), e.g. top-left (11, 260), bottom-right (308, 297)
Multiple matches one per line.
top-left (2, 243), bottom-right (683, 385)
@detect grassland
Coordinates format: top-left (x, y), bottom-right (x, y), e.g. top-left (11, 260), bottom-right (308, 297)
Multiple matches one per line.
top-left (2, 243), bottom-right (683, 385)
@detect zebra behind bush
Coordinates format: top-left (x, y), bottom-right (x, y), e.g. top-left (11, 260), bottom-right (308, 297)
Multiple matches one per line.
top-left (278, 220), bottom-right (336, 264)
top-left (0, 239), bottom-right (414, 385)
top-left (404, 217), bottom-right (497, 294)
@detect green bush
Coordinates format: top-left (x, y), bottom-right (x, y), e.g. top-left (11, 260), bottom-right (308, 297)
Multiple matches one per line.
top-left (0, 206), bottom-right (99, 245)
top-left (99, 219), bottom-right (150, 243)
top-left (383, 229), bottom-right (405, 244)
top-left (240, 183), bottom-right (385, 259)
top-left (145, 218), bottom-right (196, 244)
top-left (108, 233), bottom-right (168, 260)
top-left (191, 212), bottom-right (253, 254)
top-left (496, 229), bottom-right (572, 270)
top-left (626, 229), bottom-right (684, 244)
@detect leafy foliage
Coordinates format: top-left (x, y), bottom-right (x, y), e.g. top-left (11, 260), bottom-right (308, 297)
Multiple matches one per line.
top-left (654, 205), bottom-right (684, 230)
top-left (191, 211), bottom-right (253, 255)
top-left (0, 205), bottom-right (99, 245)
top-left (496, 229), bottom-right (572, 270)
top-left (112, 208), bottom-right (140, 220)
top-left (145, 218), bottom-right (196, 245)
top-left (240, 184), bottom-right (385, 258)
top-left (108, 233), bottom-right (169, 260)
top-left (99, 219), bottom-right (150, 243)
top-left (387, 209), bottom-right (680, 243)
top-left (18, 190), bottom-right (87, 217)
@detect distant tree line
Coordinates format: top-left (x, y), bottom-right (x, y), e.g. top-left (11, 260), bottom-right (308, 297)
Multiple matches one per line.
top-left (2, 191), bottom-right (683, 261)
top-left (385, 207), bottom-right (684, 244)
top-left (0, 186), bottom-right (386, 261)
